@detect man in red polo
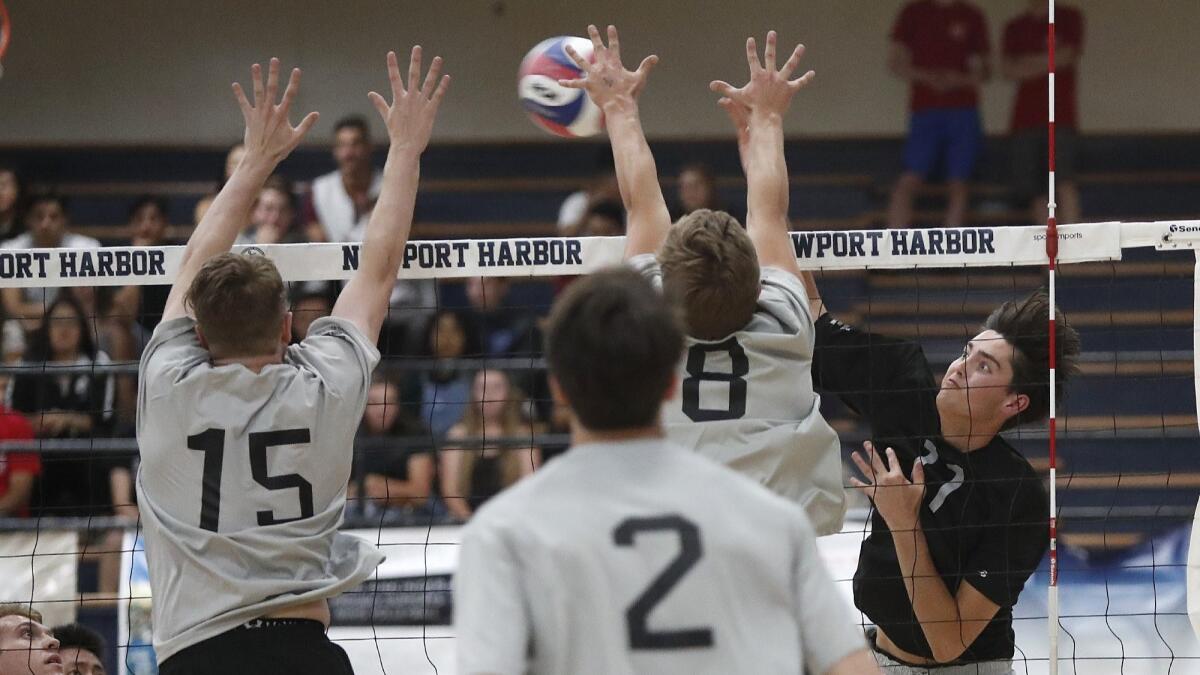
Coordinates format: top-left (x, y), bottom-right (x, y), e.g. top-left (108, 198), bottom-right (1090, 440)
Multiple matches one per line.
top-left (886, 0), bottom-right (991, 229)
top-left (0, 406), bottom-right (38, 517)
top-left (1004, 1), bottom-right (1084, 225)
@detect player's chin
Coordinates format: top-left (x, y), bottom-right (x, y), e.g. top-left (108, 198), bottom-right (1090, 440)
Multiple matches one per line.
top-left (935, 387), bottom-right (966, 412)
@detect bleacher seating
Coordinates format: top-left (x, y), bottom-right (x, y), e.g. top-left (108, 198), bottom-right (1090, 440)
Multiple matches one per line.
top-left (1, 133), bottom-right (1197, 556)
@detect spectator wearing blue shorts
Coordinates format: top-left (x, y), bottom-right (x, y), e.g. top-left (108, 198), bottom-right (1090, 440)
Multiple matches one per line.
top-left (886, 0), bottom-right (991, 228)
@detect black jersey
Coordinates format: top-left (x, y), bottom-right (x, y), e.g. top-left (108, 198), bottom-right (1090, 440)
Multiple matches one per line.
top-left (813, 313), bottom-right (1049, 662)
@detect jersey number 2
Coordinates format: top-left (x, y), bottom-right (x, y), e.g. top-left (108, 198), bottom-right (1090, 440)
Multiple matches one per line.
top-left (187, 428), bottom-right (315, 532)
top-left (613, 515), bottom-right (714, 650)
top-left (681, 338), bottom-right (749, 422)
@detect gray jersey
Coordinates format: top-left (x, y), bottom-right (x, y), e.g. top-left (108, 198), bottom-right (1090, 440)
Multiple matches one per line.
top-left (454, 439), bottom-right (864, 675)
top-left (135, 316), bottom-right (385, 662)
top-left (630, 254), bottom-right (846, 535)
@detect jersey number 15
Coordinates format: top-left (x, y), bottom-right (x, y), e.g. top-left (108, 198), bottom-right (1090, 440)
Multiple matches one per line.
top-left (188, 428), bottom-right (315, 532)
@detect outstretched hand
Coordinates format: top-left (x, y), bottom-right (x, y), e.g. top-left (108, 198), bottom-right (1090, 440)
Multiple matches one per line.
top-left (710, 31), bottom-right (814, 118)
top-left (369, 47), bottom-right (451, 155)
top-left (559, 24), bottom-right (658, 112)
top-left (849, 441), bottom-right (926, 532)
top-left (231, 58), bottom-right (319, 169)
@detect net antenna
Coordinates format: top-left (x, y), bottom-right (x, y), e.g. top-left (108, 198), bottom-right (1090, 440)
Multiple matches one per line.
top-left (1046, 0), bottom-right (1061, 672)
top-left (0, 0), bottom-right (10, 79)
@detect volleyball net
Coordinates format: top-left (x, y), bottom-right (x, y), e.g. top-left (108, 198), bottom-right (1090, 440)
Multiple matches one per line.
top-left (0, 221), bottom-right (1195, 674)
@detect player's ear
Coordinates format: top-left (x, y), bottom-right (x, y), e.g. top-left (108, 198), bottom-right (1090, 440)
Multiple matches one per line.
top-left (662, 372), bottom-right (679, 402)
top-left (1004, 391), bottom-right (1030, 418)
top-left (281, 311), bottom-right (293, 345)
top-left (194, 325), bottom-right (210, 351)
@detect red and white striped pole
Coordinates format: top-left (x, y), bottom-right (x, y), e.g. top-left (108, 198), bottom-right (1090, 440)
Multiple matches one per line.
top-left (1046, 1), bottom-right (1061, 673)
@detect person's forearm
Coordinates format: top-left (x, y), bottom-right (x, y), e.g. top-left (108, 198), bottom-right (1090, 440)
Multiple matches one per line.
top-left (890, 521), bottom-right (977, 662)
top-left (745, 110), bottom-right (788, 235)
top-left (181, 157), bottom-right (274, 267)
top-left (357, 147), bottom-right (420, 285)
top-left (606, 105), bottom-right (671, 253)
top-left (379, 477), bottom-right (431, 505)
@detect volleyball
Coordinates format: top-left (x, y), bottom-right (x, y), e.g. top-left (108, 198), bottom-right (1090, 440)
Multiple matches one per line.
top-left (518, 36), bottom-right (604, 138)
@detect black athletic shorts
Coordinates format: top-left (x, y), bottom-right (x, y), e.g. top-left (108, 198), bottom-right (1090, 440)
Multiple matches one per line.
top-left (159, 619), bottom-right (354, 675)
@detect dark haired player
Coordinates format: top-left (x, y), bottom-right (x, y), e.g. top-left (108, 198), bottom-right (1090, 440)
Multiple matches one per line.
top-left (135, 50), bottom-right (448, 674)
top-left (814, 289), bottom-right (1080, 670)
top-left (454, 268), bottom-right (877, 675)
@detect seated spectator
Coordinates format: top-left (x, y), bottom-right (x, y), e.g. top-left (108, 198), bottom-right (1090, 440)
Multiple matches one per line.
top-left (354, 377), bottom-right (439, 519)
top-left (670, 162), bottom-right (744, 223)
top-left (571, 199), bottom-right (625, 237)
top-left (464, 276), bottom-right (539, 357)
top-left (193, 143), bottom-right (246, 228)
top-left (0, 406), bottom-right (37, 517)
top-left (119, 195), bottom-right (174, 335)
top-left (289, 287), bottom-right (335, 344)
top-left (237, 175), bottom-right (305, 246)
top-left (556, 149), bottom-right (620, 234)
top-left (440, 369), bottom-right (540, 520)
top-left (51, 623), bottom-right (106, 675)
top-left (0, 604), bottom-right (61, 675)
top-left (0, 162), bottom-right (26, 240)
top-left (1, 195), bottom-right (100, 330)
top-left (8, 294), bottom-right (120, 517)
top-left (304, 116), bottom-right (378, 243)
top-left (415, 309), bottom-right (479, 438)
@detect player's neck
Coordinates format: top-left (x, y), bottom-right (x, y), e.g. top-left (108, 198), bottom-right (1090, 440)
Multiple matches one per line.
top-left (937, 410), bottom-right (1002, 453)
top-left (212, 352), bottom-right (283, 373)
top-left (571, 422), bottom-right (664, 446)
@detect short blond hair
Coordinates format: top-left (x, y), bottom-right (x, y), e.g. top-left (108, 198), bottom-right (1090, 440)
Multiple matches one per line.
top-left (658, 209), bottom-right (759, 340)
top-left (186, 253), bottom-right (286, 358)
top-left (0, 603), bottom-right (42, 623)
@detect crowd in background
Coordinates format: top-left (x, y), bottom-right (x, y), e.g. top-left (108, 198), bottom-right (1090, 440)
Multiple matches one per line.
top-left (0, 0), bottom-right (1083, 579)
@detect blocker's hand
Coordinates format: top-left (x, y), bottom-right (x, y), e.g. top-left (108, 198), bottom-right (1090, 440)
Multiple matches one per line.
top-left (710, 31), bottom-right (814, 119)
top-left (231, 58), bottom-right (319, 169)
top-left (368, 47), bottom-right (450, 155)
top-left (559, 24), bottom-right (658, 113)
top-left (849, 440), bottom-right (926, 532)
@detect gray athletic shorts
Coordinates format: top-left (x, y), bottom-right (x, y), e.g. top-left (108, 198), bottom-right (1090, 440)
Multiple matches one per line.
top-left (873, 649), bottom-right (1014, 674)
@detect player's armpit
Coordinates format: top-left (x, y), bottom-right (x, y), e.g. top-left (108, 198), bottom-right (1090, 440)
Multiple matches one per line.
top-left (823, 648), bottom-right (881, 675)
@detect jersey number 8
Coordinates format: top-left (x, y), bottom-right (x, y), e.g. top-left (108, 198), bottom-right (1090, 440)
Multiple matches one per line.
top-left (681, 337), bottom-right (749, 422)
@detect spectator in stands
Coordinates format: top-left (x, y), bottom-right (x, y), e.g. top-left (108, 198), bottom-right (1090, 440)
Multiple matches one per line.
top-left (354, 377), bottom-right (439, 519)
top-left (237, 176), bottom-right (304, 246)
top-left (886, 0), bottom-right (991, 228)
top-left (193, 143), bottom-right (246, 228)
top-left (288, 287), bottom-right (334, 344)
top-left (440, 369), bottom-right (540, 520)
top-left (1, 195), bottom-right (101, 330)
top-left (1004, 0), bottom-right (1084, 226)
top-left (0, 604), bottom-right (62, 675)
top-left (0, 163), bottom-right (26, 240)
top-left (464, 276), bottom-right (539, 357)
top-left (51, 623), bottom-right (106, 675)
top-left (118, 195), bottom-right (173, 336)
top-left (305, 116), bottom-right (435, 354)
top-left (416, 308), bottom-right (479, 438)
top-left (68, 286), bottom-right (140, 435)
top-left (0, 406), bottom-right (37, 517)
top-left (8, 294), bottom-right (120, 516)
top-left (557, 149), bottom-right (620, 234)
top-left (669, 162), bottom-right (745, 223)
top-left (304, 115), bottom-right (379, 243)
top-left (571, 199), bottom-right (625, 237)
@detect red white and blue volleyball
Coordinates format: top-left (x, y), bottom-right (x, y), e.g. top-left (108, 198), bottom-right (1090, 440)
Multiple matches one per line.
top-left (518, 36), bottom-right (604, 138)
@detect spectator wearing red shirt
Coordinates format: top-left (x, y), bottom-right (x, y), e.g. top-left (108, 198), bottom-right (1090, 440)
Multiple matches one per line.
top-left (886, 0), bottom-right (991, 229)
top-left (1004, 1), bottom-right (1084, 226)
top-left (0, 407), bottom-right (38, 517)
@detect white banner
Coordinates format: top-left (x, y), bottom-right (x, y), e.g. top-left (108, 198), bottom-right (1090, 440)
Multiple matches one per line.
top-left (0, 530), bottom-right (78, 627)
top-left (0, 222), bottom-right (1142, 288)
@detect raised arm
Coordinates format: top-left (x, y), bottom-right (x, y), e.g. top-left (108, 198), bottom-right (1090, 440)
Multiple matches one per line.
top-left (711, 32), bottom-right (813, 279)
top-left (162, 59), bottom-right (318, 323)
top-left (560, 25), bottom-right (670, 258)
top-left (332, 48), bottom-right (449, 342)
